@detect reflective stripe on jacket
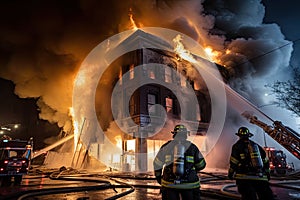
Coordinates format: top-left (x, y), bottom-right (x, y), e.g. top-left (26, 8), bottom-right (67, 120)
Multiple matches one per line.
top-left (161, 179), bottom-right (200, 189)
top-left (153, 139), bottom-right (206, 188)
top-left (234, 173), bottom-right (269, 181)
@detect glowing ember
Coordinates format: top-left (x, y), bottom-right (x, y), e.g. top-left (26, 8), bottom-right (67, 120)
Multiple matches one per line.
top-left (173, 34), bottom-right (197, 63)
top-left (225, 49), bottom-right (231, 54)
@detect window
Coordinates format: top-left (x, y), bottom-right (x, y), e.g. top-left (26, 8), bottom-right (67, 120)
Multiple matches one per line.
top-left (181, 77), bottom-right (186, 87)
top-left (148, 94), bottom-right (157, 115)
top-left (165, 67), bottom-right (172, 83)
top-left (129, 95), bottom-right (137, 116)
top-left (196, 107), bottom-right (201, 121)
top-left (194, 81), bottom-right (200, 90)
top-left (165, 97), bottom-right (173, 114)
top-left (119, 68), bottom-right (122, 85)
top-left (148, 68), bottom-right (155, 79)
top-left (187, 100), bottom-right (197, 120)
top-left (181, 70), bottom-right (187, 87)
top-left (129, 64), bottom-right (134, 80)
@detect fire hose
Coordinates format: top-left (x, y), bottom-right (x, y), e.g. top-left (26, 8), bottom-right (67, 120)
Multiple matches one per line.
top-left (5, 168), bottom-right (299, 200)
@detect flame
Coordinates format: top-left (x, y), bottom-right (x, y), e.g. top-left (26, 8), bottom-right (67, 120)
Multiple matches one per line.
top-left (204, 47), bottom-right (213, 56)
top-left (204, 46), bottom-right (222, 63)
top-left (69, 107), bottom-right (79, 151)
top-left (115, 135), bottom-right (122, 149)
top-left (68, 107), bottom-right (78, 133)
top-left (69, 107), bottom-right (78, 135)
top-left (129, 8), bottom-right (138, 30)
top-left (115, 137), bottom-right (135, 152)
top-left (225, 49), bottom-right (231, 54)
top-left (173, 34), bottom-right (197, 63)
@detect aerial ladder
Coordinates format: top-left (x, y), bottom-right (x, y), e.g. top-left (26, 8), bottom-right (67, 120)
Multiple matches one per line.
top-left (242, 111), bottom-right (300, 160)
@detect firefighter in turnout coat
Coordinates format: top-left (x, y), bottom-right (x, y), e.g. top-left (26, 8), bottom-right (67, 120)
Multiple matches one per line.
top-left (228, 127), bottom-right (275, 200)
top-left (153, 124), bottom-right (206, 200)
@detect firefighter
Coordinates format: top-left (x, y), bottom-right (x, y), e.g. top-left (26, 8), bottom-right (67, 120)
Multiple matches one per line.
top-left (228, 127), bottom-right (275, 200)
top-left (153, 124), bottom-right (206, 200)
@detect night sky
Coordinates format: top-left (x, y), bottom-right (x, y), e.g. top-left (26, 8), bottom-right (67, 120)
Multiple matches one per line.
top-left (262, 0), bottom-right (300, 66)
top-left (1, 0), bottom-right (300, 150)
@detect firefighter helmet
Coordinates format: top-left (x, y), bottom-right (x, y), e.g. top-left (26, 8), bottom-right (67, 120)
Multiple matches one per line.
top-left (171, 124), bottom-right (190, 135)
top-left (236, 127), bottom-right (253, 137)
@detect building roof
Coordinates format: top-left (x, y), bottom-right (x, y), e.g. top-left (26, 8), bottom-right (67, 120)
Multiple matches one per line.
top-left (116, 29), bottom-right (174, 52)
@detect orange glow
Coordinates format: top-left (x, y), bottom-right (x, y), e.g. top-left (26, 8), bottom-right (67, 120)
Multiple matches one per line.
top-left (129, 8), bottom-right (139, 30)
top-left (115, 135), bottom-right (122, 149)
top-left (204, 46), bottom-right (222, 63)
top-left (225, 49), bottom-right (231, 54)
top-left (173, 34), bottom-right (197, 63)
top-left (74, 71), bottom-right (86, 87)
top-left (127, 139), bottom-right (135, 152)
top-left (69, 107), bottom-right (79, 150)
top-left (204, 47), bottom-right (213, 56)
top-left (69, 107), bottom-right (78, 133)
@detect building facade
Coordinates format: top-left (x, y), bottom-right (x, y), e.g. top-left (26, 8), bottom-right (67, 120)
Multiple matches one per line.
top-left (93, 30), bottom-right (212, 172)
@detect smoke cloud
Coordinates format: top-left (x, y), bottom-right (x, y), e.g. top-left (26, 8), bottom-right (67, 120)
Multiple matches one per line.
top-left (0, 0), bottom-right (293, 149)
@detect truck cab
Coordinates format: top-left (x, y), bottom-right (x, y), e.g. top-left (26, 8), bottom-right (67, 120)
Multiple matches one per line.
top-left (264, 147), bottom-right (291, 175)
top-left (0, 136), bottom-right (32, 186)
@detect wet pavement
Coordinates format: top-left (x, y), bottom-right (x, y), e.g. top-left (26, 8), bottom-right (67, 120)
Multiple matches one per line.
top-left (0, 167), bottom-right (299, 200)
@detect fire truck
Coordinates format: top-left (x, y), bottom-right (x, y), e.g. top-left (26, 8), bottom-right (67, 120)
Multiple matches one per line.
top-left (264, 147), bottom-right (293, 175)
top-left (0, 135), bottom-right (33, 186)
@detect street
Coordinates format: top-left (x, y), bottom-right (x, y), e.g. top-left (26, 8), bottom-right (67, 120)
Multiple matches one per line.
top-left (0, 167), bottom-right (299, 200)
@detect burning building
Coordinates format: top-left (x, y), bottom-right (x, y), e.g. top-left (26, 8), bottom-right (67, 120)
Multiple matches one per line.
top-left (72, 28), bottom-right (228, 172)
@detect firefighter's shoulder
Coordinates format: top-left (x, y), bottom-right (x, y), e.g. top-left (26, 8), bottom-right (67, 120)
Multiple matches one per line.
top-left (160, 140), bottom-right (173, 148)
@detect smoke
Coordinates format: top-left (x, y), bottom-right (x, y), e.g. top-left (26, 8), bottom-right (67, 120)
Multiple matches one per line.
top-left (201, 0), bottom-right (293, 105)
top-left (0, 0), bottom-right (293, 156)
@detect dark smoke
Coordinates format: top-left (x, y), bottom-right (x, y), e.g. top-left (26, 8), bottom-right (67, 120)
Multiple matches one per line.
top-left (0, 0), bottom-right (293, 148)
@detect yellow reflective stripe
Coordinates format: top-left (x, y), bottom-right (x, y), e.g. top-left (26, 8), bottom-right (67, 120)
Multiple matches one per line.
top-left (234, 174), bottom-right (269, 181)
top-left (165, 155), bottom-right (171, 162)
top-left (186, 156), bottom-right (194, 163)
top-left (240, 154), bottom-right (245, 159)
top-left (250, 152), bottom-right (260, 157)
top-left (195, 159), bottom-right (205, 168)
top-left (154, 157), bottom-right (163, 167)
top-left (161, 179), bottom-right (200, 189)
top-left (230, 156), bottom-right (239, 165)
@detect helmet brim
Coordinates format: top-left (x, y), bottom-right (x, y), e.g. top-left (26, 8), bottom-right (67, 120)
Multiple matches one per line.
top-left (171, 131), bottom-right (190, 134)
top-left (235, 132), bottom-right (254, 137)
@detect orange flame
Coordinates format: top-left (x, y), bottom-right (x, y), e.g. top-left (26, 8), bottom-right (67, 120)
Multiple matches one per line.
top-left (69, 107), bottom-right (79, 150)
top-left (68, 107), bottom-right (76, 132)
top-left (129, 8), bottom-right (138, 30)
top-left (115, 135), bottom-right (122, 149)
top-left (173, 34), bottom-right (197, 63)
top-left (204, 46), bottom-right (222, 63)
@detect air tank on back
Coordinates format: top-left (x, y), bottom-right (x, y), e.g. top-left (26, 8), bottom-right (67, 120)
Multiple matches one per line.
top-left (248, 142), bottom-right (264, 177)
top-left (173, 142), bottom-right (185, 177)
